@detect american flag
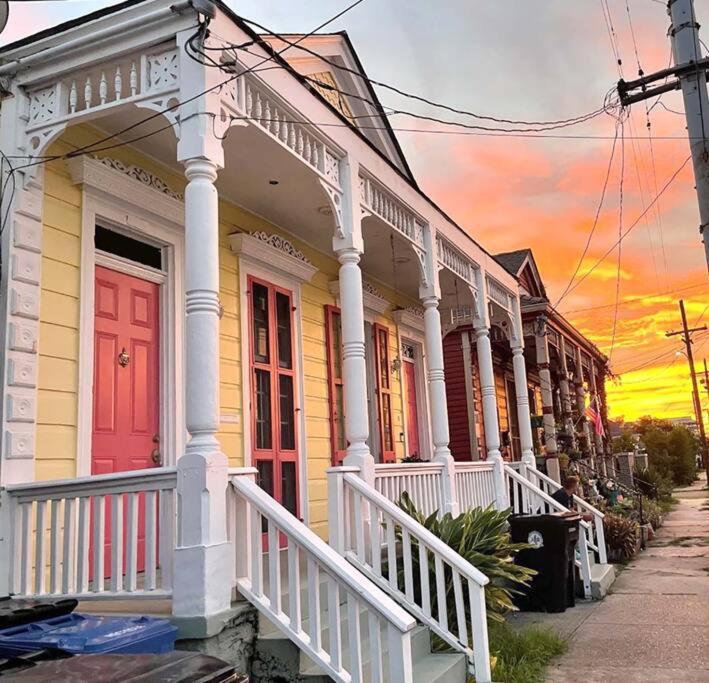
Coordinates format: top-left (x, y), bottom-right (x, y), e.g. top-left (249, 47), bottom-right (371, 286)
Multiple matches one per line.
top-left (585, 398), bottom-right (605, 437)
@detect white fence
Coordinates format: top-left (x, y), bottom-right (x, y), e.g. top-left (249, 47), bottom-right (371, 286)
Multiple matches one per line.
top-left (373, 463), bottom-right (444, 516)
top-left (229, 469), bottom-right (417, 683)
top-left (330, 467), bottom-right (493, 683)
top-left (1, 468), bottom-right (177, 599)
top-left (454, 463), bottom-right (497, 510)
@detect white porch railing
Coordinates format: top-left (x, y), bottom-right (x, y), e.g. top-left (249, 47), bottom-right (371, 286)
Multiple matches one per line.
top-left (1, 468), bottom-right (177, 599)
top-left (373, 463), bottom-right (444, 517)
top-left (526, 468), bottom-right (607, 565)
top-left (329, 467), bottom-right (493, 683)
top-left (454, 462), bottom-right (496, 511)
top-left (229, 469), bottom-right (417, 683)
top-left (503, 466), bottom-right (592, 598)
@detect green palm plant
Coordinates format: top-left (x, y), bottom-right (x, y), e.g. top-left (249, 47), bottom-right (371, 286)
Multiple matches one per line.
top-left (396, 493), bottom-right (536, 624)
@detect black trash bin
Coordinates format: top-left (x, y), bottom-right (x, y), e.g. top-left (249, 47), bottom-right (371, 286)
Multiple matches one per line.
top-left (0, 598), bottom-right (78, 630)
top-left (509, 512), bottom-right (581, 613)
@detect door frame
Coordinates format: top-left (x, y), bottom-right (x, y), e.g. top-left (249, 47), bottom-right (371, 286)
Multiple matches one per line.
top-left (399, 336), bottom-right (431, 461)
top-left (76, 192), bottom-right (184, 477)
top-left (239, 260), bottom-right (308, 523)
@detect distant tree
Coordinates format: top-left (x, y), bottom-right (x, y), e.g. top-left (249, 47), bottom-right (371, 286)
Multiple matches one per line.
top-left (643, 424), bottom-right (697, 486)
top-left (634, 416), bottom-right (672, 436)
top-left (612, 428), bottom-right (636, 454)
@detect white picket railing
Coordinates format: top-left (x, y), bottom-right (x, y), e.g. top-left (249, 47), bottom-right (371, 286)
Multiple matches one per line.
top-left (1, 468), bottom-right (177, 599)
top-left (229, 469), bottom-right (417, 683)
top-left (526, 468), bottom-right (608, 564)
top-left (503, 466), bottom-right (592, 598)
top-left (454, 462), bottom-right (497, 511)
top-left (329, 467), bottom-right (493, 683)
top-left (373, 463), bottom-right (444, 517)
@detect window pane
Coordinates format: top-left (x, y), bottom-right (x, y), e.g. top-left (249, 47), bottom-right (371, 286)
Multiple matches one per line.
top-left (335, 384), bottom-right (346, 452)
top-left (279, 374), bottom-right (295, 450)
top-left (255, 369), bottom-right (272, 449)
top-left (276, 292), bottom-right (292, 369)
top-left (281, 462), bottom-right (297, 516)
top-left (382, 393), bottom-right (393, 451)
top-left (256, 460), bottom-right (274, 497)
top-left (252, 283), bottom-right (269, 363)
top-left (378, 329), bottom-right (389, 388)
top-left (331, 312), bottom-right (342, 379)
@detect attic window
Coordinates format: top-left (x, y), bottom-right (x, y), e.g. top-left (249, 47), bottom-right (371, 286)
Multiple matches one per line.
top-left (309, 71), bottom-right (354, 122)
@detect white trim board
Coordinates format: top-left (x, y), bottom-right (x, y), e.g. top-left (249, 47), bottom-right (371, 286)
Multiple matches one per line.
top-left (72, 174), bottom-right (185, 477)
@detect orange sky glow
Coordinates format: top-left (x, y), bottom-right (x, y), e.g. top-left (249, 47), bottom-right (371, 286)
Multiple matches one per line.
top-left (2, 1), bottom-right (708, 427)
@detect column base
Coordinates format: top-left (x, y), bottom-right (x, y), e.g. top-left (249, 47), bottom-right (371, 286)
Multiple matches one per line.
top-left (343, 448), bottom-right (376, 486)
top-left (172, 541), bottom-right (233, 629)
top-left (546, 456), bottom-right (561, 483)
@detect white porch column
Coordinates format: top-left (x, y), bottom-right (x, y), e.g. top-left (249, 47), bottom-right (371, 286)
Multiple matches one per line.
top-left (558, 336), bottom-right (577, 447)
top-left (419, 227), bottom-right (458, 515)
top-left (332, 156), bottom-right (376, 486)
top-left (534, 317), bottom-right (560, 482)
top-left (510, 301), bottom-right (535, 469)
top-left (473, 273), bottom-right (507, 509)
top-left (574, 346), bottom-right (592, 459)
top-left (172, 36), bottom-right (231, 632)
top-left (589, 361), bottom-right (604, 471)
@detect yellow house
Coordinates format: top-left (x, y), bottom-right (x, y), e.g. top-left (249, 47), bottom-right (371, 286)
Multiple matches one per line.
top-left (0, 3), bottom-right (613, 681)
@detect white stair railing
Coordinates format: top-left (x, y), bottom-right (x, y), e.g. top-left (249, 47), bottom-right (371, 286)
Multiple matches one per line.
top-left (526, 468), bottom-right (607, 565)
top-left (329, 467), bottom-right (493, 683)
top-left (229, 469), bottom-right (417, 683)
top-left (503, 466), bottom-right (592, 598)
top-left (373, 463), bottom-right (444, 517)
top-left (0, 468), bottom-right (177, 599)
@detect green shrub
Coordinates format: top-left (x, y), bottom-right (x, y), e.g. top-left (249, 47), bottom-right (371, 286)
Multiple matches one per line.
top-left (396, 493), bottom-right (535, 624)
top-left (603, 512), bottom-right (639, 561)
top-left (610, 497), bottom-right (662, 530)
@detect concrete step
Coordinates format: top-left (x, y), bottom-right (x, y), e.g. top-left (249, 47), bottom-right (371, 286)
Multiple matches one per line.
top-left (590, 562), bottom-right (616, 599)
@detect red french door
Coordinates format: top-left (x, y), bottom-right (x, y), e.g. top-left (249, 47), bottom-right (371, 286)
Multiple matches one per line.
top-left (92, 266), bottom-right (160, 575)
top-left (372, 323), bottom-right (396, 463)
top-left (248, 277), bottom-right (299, 518)
top-left (403, 358), bottom-right (420, 459)
top-left (325, 306), bottom-right (347, 466)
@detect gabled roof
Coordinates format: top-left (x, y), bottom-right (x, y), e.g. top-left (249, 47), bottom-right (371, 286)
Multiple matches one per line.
top-left (260, 31), bottom-right (414, 181)
top-left (494, 249), bottom-right (546, 299)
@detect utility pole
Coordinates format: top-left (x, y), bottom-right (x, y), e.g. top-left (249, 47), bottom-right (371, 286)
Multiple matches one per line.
top-left (701, 359), bottom-right (709, 426)
top-left (666, 299), bottom-right (709, 480)
top-left (617, 0), bottom-right (709, 270)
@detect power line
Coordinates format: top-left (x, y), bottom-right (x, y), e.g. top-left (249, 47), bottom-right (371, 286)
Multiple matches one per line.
top-left (561, 282), bottom-right (708, 313)
top-left (608, 122), bottom-right (626, 361)
top-left (561, 154), bottom-right (692, 300)
top-left (553, 121), bottom-right (621, 307)
top-left (218, 17), bottom-right (613, 129)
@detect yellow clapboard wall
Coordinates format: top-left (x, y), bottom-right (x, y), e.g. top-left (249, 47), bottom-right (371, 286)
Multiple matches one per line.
top-left (36, 126), bottom-right (412, 538)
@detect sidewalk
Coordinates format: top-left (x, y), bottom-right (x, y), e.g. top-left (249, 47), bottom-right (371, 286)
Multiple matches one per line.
top-left (511, 473), bottom-right (709, 682)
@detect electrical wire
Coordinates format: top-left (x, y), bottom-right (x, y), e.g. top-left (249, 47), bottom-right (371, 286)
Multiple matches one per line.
top-left (554, 120), bottom-right (621, 307)
top-left (561, 154), bottom-right (692, 301)
top-left (608, 122), bottom-right (626, 361)
top-left (211, 17), bottom-right (614, 129)
top-left (561, 282), bottom-right (708, 314)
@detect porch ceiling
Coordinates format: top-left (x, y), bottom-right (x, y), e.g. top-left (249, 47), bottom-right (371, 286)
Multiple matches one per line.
top-left (89, 108), bottom-right (424, 302)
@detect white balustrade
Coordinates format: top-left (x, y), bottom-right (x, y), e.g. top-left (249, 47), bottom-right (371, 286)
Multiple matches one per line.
top-left (526, 468), bottom-right (607, 565)
top-left (503, 466), bottom-right (593, 598)
top-left (330, 468), bottom-right (493, 683)
top-left (373, 463), bottom-right (445, 517)
top-left (230, 469), bottom-right (416, 683)
top-left (454, 463), bottom-right (497, 511)
top-left (1, 468), bottom-right (177, 599)
top-left (26, 48), bottom-right (179, 131)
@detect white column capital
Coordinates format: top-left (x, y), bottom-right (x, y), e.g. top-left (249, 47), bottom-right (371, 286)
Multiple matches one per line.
top-left (333, 155), bottom-right (364, 254)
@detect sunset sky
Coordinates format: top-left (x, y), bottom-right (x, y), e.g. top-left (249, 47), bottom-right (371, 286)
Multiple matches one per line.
top-left (3, 0), bottom-right (708, 426)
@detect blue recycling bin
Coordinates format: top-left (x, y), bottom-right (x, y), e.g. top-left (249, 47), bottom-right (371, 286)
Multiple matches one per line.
top-left (0, 613), bottom-right (177, 657)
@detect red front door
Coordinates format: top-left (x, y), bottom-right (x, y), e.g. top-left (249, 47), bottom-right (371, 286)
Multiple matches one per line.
top-left (248, 277), bottom-right (299, 518)
top-left (403, 359), bottom-right (420, 459)
top-left (92, 266), bottom-right (160, 573)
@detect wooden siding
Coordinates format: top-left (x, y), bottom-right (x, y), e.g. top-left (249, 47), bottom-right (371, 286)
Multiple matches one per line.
top-left (34, 126), bottom-right (413, 539)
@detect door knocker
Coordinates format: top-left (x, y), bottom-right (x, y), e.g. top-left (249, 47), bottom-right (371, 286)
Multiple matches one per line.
top-left (118, 348), bottom-right (130, 367)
